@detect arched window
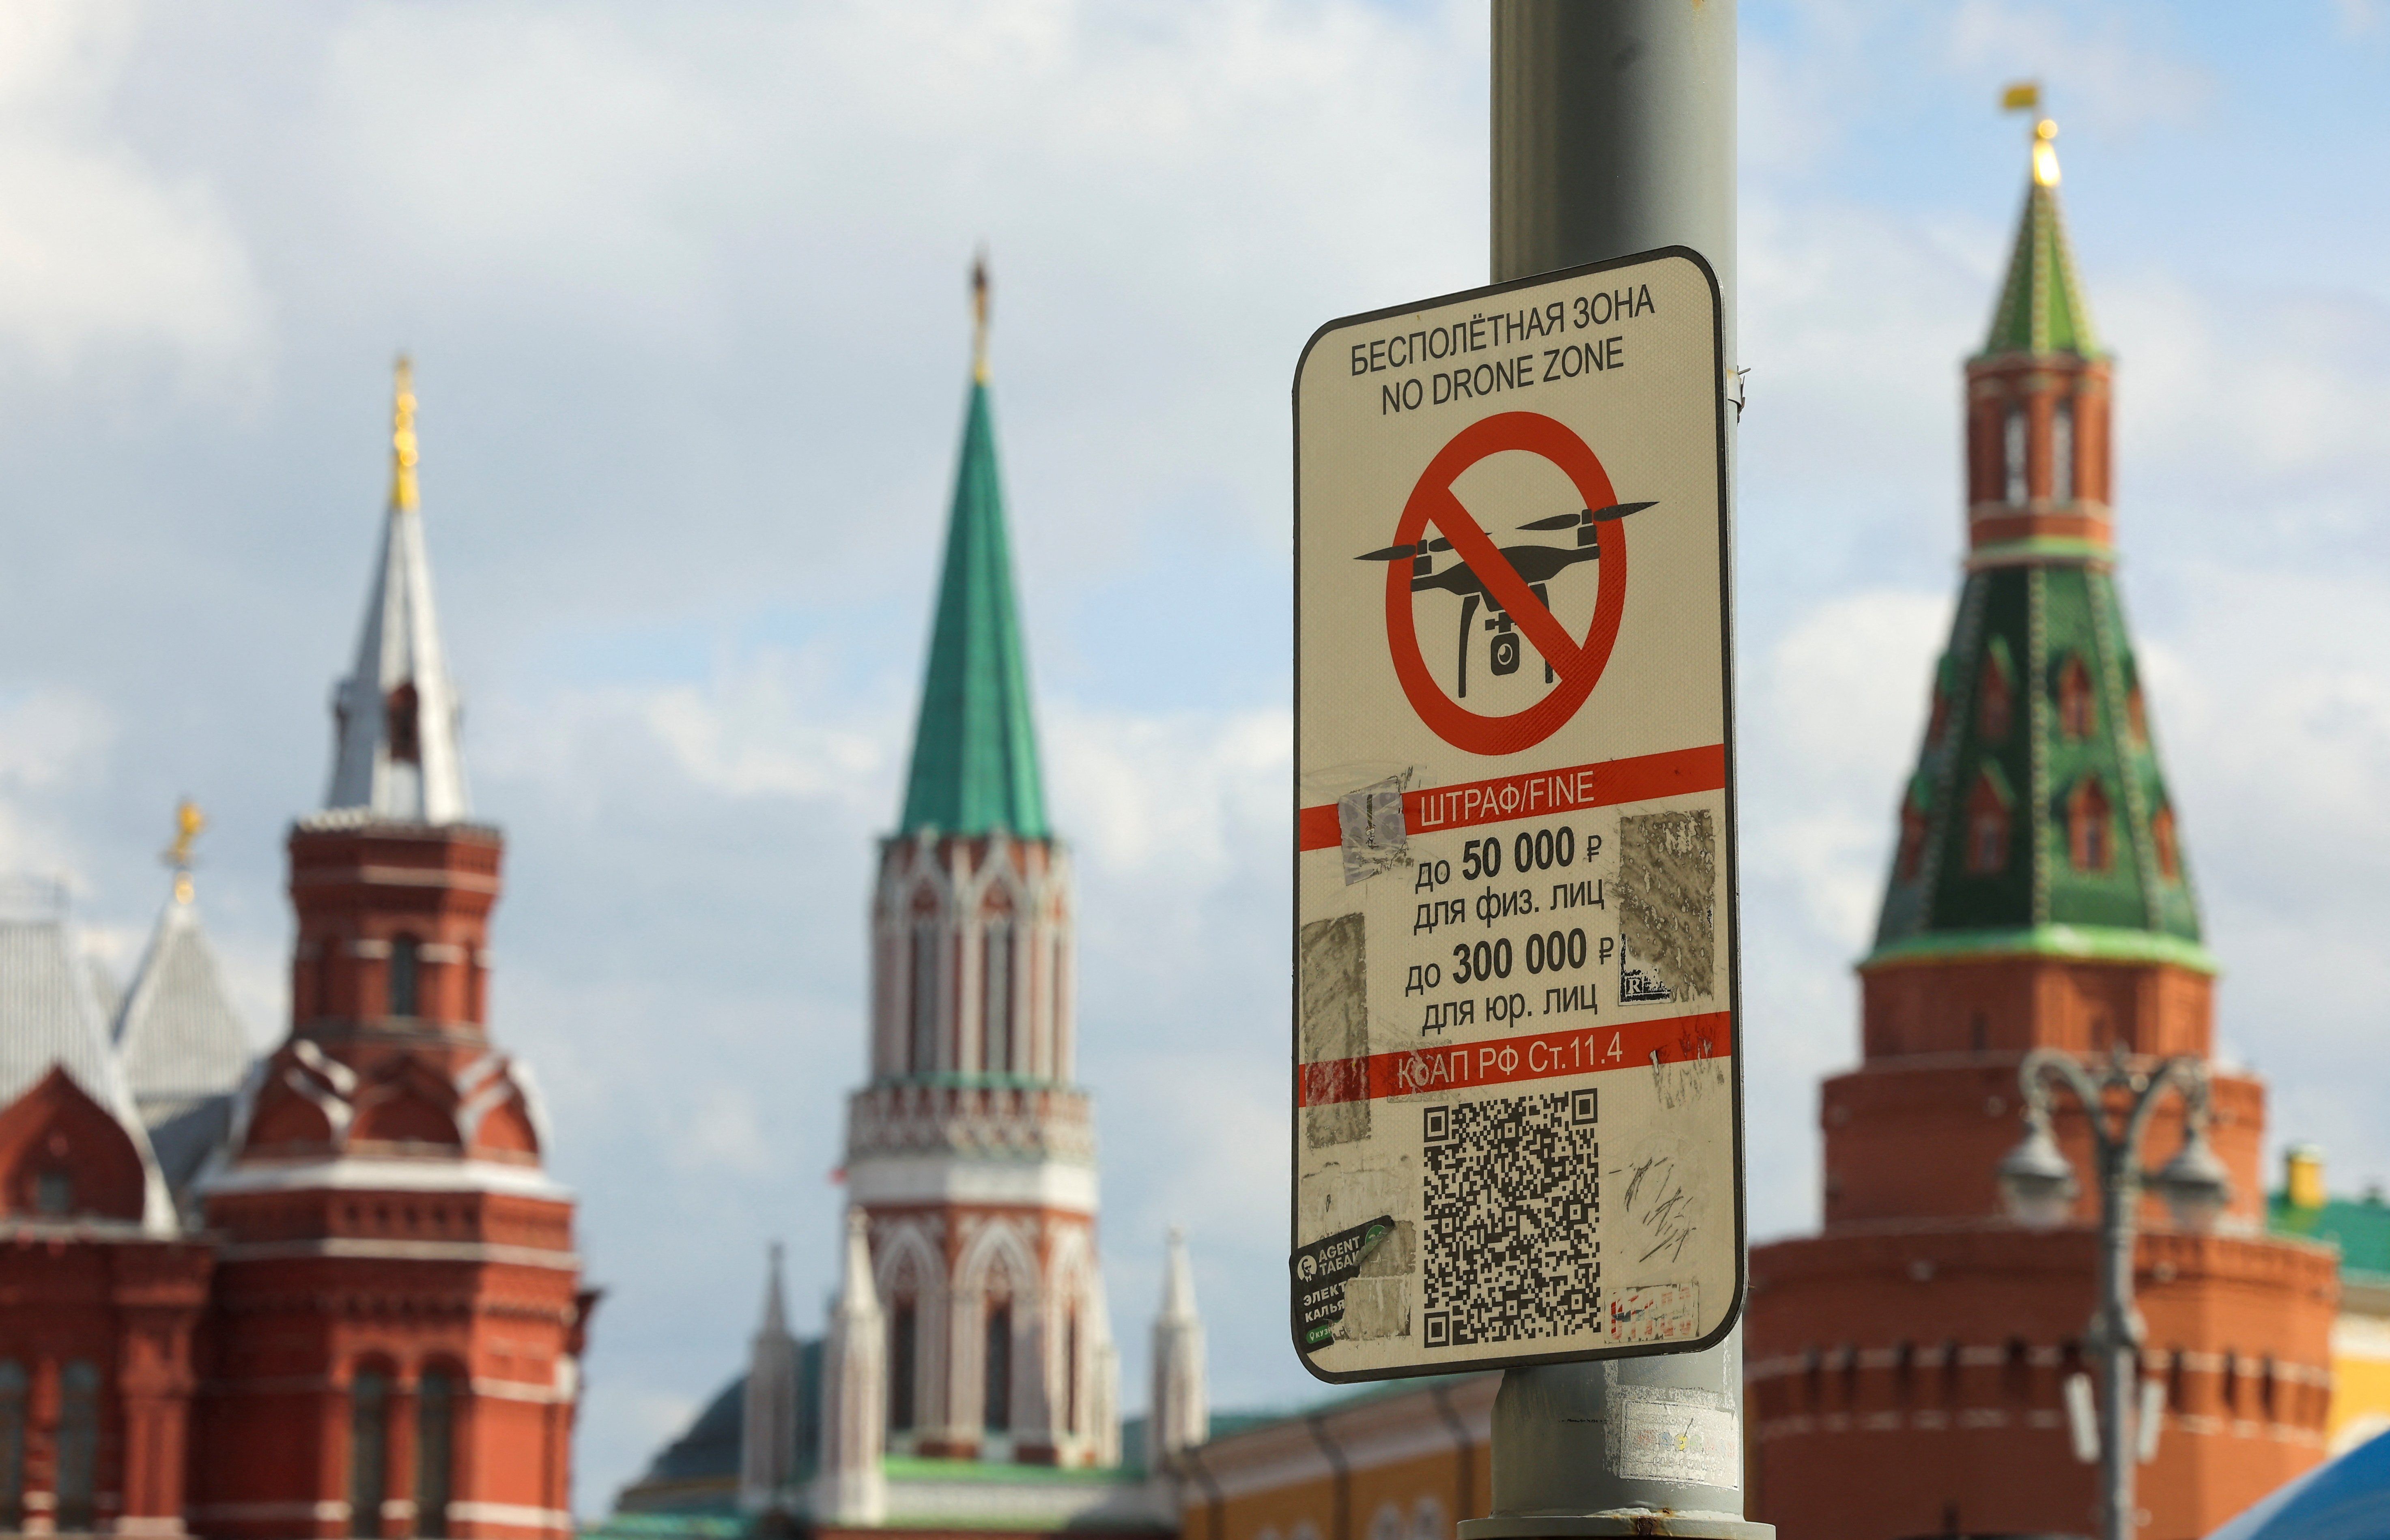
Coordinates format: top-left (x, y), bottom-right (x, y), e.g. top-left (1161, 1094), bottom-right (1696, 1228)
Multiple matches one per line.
top-left (1966, 770), bottom-right (2013, 876)
top-left (2167, 1347), bottom-right (2187, 1412)
top-left (35, 1169), bottom-right (72, 1216)
top-left (2003, 409), bottom-right (2028, 505)
top-left (0, 1361), bottom-right (24, 1531)
top-left (908, 920), bottom-right (940, 1074)
top-left (388, 936), bottom-right (421, 1019)
top-left (2069, 778), bottom-right (2114, 873)
top-left (350, 1366), bottom-right (391, 1538)
top-left (1896, 781), bottom-right (1931, 881)
top-left (983, 917), bottom-right (1013, 1077)
top-left (417, 1367), bottom-right (456, 1538)
top-left (983, 1302), bottom-right (1013, 1434)
top-left (2152, 804), bottom-right (2180, 880)
top-left (1413, 1496), bottom-right (1451, 1540)
top-left (889, 1301), bottom-right (919, 1433)
top-left (385, 683), bottom-right (422, 764)
top-left (1802, 1348), bottom-right (1823, 1411)
top-left (2051, 402), bottom-right (2075, 503)
top-left (1893, 1341), bottom-right (1915, 1405)
top-left (2057, 655), bottom-right (2095, 739)
top-left (2003, 1338), bottom-right (2030, 1403)
top-left (1368, 1504), bottom-right (1405, 1540)
top-left (1978, 647), bottom-right (2015, 743)
top-left (1941, 1339), bottom-right (1963, 1407)
top-left (57, 1360), bottom-right (100, 1532)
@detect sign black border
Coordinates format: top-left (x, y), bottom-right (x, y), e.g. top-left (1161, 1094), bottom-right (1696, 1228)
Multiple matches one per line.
top-left (1288, 245), bottom-right (1745, 1384)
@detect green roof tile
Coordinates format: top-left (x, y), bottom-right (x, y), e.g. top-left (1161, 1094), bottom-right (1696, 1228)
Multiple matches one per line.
top-left (898, 379), bottom-right (1049, 840)
top-left (2271, 1191), bottom-right (2390, 1281)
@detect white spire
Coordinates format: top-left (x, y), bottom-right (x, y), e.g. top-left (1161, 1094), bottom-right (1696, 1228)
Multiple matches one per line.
top-left (740, 1243), bottom-right (801, 1513)
top-left (815, 1210), bottom-right (887, 1524)
top-left (323, 358), bottom-right (471, 823)
top-left (1149, 1225), bottom-right (1207, 1470)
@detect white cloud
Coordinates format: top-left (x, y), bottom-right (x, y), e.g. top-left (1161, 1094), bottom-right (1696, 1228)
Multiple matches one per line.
top-left (0, 1), bottom-right (265, 381)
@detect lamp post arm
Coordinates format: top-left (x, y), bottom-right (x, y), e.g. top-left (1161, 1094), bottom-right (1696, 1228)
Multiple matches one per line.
top-left (2121, 1056), bottom-right (2206, 1174)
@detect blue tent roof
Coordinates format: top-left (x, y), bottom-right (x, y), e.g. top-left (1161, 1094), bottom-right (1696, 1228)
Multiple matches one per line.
top-left (2208, 1427), bottom-right (2390, 1540)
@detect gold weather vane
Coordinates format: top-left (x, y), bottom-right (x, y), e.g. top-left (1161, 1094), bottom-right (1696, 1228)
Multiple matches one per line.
top-left (164, 798), bottom-right (205, 904)
top-left (390, 355), bottom-right (421, 511)
top-left (971, 250), bottom-right (991, 384)
top-left (2001, 80), bottom-right (2060, 187)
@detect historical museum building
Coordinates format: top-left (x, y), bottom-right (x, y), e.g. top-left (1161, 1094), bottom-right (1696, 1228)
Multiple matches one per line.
top-left (605, 272), bottom-right (1207, 1539)
top-left (0, 365), bottom-right (592, 1536)
top-left (1738, 122), bottom-right (2338, 1539)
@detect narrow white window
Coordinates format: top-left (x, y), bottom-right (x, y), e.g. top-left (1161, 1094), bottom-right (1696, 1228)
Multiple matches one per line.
top-left (2051, 402), bottom-right (2075, 503)
top-left (2003, 409), bottom-right (2028, 505)
top-left (909, 924), bottom-right (940, 1074)
top-left (983, 919), bottom-right (1012, 1076)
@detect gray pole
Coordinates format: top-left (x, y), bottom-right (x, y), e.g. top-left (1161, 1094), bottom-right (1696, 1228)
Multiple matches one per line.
top-left (2011, 1049), bottom-right (2217, 1540)
top-left (2095, 1128), bottom-right (2139, 1540)
top-left (1464, 6), bottom-right (1762, 1538)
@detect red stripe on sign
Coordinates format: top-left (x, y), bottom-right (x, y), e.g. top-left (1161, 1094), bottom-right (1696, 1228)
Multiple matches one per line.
top-left (1297, 744), bottom-right (1726, 853)
top-left (1297, 1011), bottom-right (1733, 1107)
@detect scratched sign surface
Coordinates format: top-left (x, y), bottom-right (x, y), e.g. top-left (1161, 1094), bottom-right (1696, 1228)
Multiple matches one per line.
top-left (1291, 251), bottom-right (1744, 1380)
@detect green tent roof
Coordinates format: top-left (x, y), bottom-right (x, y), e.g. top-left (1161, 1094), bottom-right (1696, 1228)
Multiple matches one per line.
top-left (897, 378), bottom-right (1049, 840)
top-left (1979, 132), bottom-right (2102, 359)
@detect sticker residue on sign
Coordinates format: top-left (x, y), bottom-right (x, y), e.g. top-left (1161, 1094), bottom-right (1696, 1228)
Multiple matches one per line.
top-left (1618, 809), bottom-right (1716, 1003)
top-left (1298, 913), bottom-right (1370, 1146)
top-left (1337, 773), bottom-right (1411, 885)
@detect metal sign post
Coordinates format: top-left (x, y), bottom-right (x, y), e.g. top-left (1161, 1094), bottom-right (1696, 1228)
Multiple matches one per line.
top-left (1293, 3), bottom-right (1769, 1536)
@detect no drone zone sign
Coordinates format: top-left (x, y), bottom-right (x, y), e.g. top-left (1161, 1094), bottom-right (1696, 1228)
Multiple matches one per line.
top-left (1291, 249), bottom-right (1745, 1381)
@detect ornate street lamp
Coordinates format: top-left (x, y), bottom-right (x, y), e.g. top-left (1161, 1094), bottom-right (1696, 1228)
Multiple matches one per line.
top-left (1996, 1046), bottom-right (2229, 1540)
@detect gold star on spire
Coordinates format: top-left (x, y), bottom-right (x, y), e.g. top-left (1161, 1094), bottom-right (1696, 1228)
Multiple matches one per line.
top-left (970, 250), bottom-right (991, 384)
top-left (164, 798), bottom-right (205, 904)
top-left (390, 355), bottom-right (421, 512)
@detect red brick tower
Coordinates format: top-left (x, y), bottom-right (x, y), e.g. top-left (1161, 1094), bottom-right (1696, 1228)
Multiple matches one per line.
top-left (192, 361), bottom-right (593, 1539)
top-left (1743, 122), bottom-right (2337, 1539)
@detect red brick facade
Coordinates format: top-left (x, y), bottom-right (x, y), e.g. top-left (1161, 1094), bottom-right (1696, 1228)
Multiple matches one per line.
top-left (188, 819), bottom-right (592, 1540)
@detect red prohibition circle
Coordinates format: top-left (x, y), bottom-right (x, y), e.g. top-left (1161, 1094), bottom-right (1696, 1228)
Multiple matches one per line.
top-left (1385, 412), bottom-right (1630, 756)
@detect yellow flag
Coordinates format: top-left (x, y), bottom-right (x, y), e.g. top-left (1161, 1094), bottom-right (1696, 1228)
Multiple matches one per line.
top-left (2001, 81), bottom-right (2041, 112)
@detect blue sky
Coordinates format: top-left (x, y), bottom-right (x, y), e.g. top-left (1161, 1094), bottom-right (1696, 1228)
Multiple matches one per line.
top-left (0, 0), bottom-right (2385, 1513)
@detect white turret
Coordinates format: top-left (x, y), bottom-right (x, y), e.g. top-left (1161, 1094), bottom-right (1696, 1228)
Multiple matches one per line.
top-left (1149, 1226), bottom-right (1207, 1471)
top-left (815, 1210), bottom-right (888, 1523)
top-left (324, 358), bottom-right (471, 824)
top-left (740, 1244), bottom-right (801, 1514)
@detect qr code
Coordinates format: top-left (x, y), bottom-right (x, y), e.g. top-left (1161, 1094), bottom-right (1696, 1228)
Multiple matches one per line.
top-left (1419, 1088), bottom-right (1601, 1349)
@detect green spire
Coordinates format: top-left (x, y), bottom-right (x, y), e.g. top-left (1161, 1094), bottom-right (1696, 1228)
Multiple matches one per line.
top-left (897, 367), bottom-right (1049, 840)
top-left (1979, 120), bottom-right (2102, 359)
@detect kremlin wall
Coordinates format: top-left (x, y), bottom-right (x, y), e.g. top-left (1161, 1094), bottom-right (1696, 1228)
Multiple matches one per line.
top-left (2, 107), bottom-right (2388, 1540)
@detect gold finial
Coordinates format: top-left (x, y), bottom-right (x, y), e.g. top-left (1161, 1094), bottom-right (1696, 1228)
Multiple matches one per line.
top-left (970, 250), bottom-right (990, 384)
top-left (2031, 117), bottom-right (2061, 187)
top-left (2001, 82), bottom-right (2060, 188)
top-left (389, 354), bottom-right (421, 511)
top-left (164, 798), bottom-right (205, 904)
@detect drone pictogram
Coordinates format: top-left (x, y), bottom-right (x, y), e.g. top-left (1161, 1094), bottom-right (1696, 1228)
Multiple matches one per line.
top-left (1357, 500), bottom-right (1654, 697)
